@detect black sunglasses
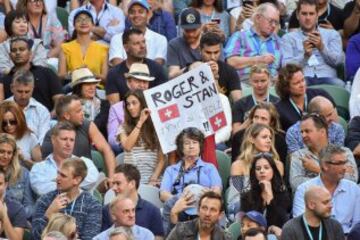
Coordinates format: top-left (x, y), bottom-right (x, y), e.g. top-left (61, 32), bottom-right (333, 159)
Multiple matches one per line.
top-left (2, 120), bottom-right (17, 128)
top-left (254, 152), bottom-right (273, 160)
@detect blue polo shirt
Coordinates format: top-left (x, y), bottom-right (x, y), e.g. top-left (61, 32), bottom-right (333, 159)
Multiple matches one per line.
top-left (102, 196), bottom-right (164, 236)
top-left (160, 158), bottom-right (222, 196)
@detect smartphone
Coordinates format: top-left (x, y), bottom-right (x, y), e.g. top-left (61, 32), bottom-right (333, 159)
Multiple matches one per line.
top-left (211, 18), bottom-right (221, 24)
top-left (242, 0), bottom-right (254, 7)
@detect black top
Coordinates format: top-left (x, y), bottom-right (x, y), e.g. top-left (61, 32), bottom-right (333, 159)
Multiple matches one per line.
top-left (232, 94), bottom-right (279, 124)
top-left (0, 65), bottom-right (63, 111)
top-left (300, 218), bottom-right (327, 240)
top-left (343, 1), bottom-right (360, 37)
top-left (105, 58), bottom-right (168, 100)
top-left (288, 4), bottom-right (344, 30)
top-left (241, 189), bottom-right (291, 228)
top-left (231, 130), bottom-right (287, 164)
top-left (217, 60), bottom-right (242, 97)
top-left (275, 88), bottom-right (334, 131)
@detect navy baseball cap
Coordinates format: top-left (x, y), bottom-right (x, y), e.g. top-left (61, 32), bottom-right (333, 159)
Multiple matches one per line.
top-left (180, 8), bottom-right (201, 30)
top-left (240, 211), bottom-right (267, 228)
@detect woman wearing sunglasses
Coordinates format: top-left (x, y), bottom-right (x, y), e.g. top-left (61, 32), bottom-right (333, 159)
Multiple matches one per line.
top-left (41, 213), bottom-right (78, 240)
top-left (240, 153), bottom-right (291, 230)
top-left (0, 132), bottom-right (34, 220)
top-left (0, 101), bottom-right (42, 166)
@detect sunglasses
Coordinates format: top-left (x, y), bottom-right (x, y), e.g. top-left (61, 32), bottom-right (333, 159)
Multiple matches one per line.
top-left (2, 120), bottom-right (17, 128)
top-left (28, 0), bottom-right (43, 3)
top-left (254, 152), bottom-right (273, 160)
top-left (325, 160), bottom-right (348, 166)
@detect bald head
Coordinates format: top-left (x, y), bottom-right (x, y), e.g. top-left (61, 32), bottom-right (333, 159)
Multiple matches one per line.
top-left (305, 186), bottom-right (329, 203)
top-left (308, 96), bottom-right (338, 124)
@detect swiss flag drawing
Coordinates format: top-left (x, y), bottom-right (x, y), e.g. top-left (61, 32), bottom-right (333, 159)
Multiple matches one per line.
top-left (158, 104), bottom-right (180, 122)
top-left (209, 111), bottom-right (227, 132)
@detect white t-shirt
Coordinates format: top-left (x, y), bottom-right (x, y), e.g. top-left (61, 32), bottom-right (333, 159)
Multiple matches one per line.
top-left (109, 28), bottom-right (167, 62)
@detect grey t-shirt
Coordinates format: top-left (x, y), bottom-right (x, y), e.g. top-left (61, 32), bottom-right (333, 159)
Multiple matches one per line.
top-left (167, 37), bottom-right (201, 69)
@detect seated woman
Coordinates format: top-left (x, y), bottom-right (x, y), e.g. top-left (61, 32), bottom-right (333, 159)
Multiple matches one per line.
top-left (231, 123), bottom-right (284, 193)
top-left (0, 101), bottom-right (42, 166)
top-left (58, 9), bottom-right (108, 83)
top-left (16, 0), bottom-right (65, 58)
top-left (0, 133), bottom-right (34, 220)
top-left (71, 67), bottom-right (110, 137)
top-left (0, 10), bottom-right (47, 75)
top-left (117, 90), bottom-right (165, 185)
top-left (232, 102), bottom-right (287, 164)
top-left (241, 153), bottom-right (291, 228)
top-left (41, 213), bottom-right (78, 240)
top-left (160, 127), bottom-right (222, 233)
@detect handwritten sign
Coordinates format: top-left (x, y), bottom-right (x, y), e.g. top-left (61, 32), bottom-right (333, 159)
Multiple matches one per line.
top-left (144, 64), bottom-right (226, 153)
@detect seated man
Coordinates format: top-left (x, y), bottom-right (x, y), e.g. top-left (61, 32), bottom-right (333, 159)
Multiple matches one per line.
top-left (94, 196), bottom-right (154, 240)
top-left (167, 191), bottom-right (231, 239)
top-left (240, 211), bottom-right (280, 240)
top-left (346, 116), bottom-right (360, 166)
top-left (225, 3), bottom-right (281, 87)
top-left (0, 37), bottom-right (63, 112)
top-left (102, 164), bottom-right (164, 239)
top-left (68, 0), bottom-right (125, 44)
top-left (32, 158), bottom-right (102, 240)
top-left (286, 96), bottom-right (344, 154)
top-left (346, 32), bottom-right (360, 81)
top-left (275, 63), bottom-right (334, 131)
top-left (232, 65), bottom-right (279, 134)
top-left (109, 0), bottom-right (167, 66)
top-left (167, 8), bottom-right (202, 79)
top-left (0, 169), bottom-right (28, 240)
top-left (7, 68), bottom-right (50, 144)
top-left (106, 28), bottom-right (167, 105)
top-left (41, 95), bottom-right (116, 179)
top-left (289, 114), bottom-right (357, 191)
top-left (282, 186), bottom-right (344, 239)
top-left (282, 0), bottom-right (344, 87)
top-left (30, 121), bottom-right (99, 196)
top-left (293, 144), bottom-right (360, 234)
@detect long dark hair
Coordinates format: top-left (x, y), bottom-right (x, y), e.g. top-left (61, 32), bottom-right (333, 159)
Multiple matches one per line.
top-left (123, 90), bottom-right (159, 150)
top-left (191, 0), bottom-right (223, 12)
top-left (247, 154), bottom-right (286, 205)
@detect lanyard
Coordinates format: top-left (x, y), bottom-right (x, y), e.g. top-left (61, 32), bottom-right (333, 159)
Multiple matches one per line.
top-left (289, 94), bottom-right (307, 117)
top-left (303, 215), bottom-right (322, 240)
top-left (251, 90), bottom-right (270, 105)
top-left (30, 16), bottom-right (43, 39)
top-left (64, 197), bottom-right (77, 216)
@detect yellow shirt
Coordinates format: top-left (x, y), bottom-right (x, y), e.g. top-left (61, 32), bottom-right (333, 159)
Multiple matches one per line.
top-left (61, 40), bottom-right (109, 76)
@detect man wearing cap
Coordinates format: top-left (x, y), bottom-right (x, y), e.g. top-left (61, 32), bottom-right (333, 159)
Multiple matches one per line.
top-left (167, 191), bottom-right (231, 239)
top-left (0, 37), bottom-right (63, 112)
top-left (107, 63), bottom-right (155, 153)
top-left (240, 211), bottom-right (280, 240)
top-left (109, 0), bottom-right (167, 66)
top-left (225, 3), bottom-right (281, 87)
top-left (106, 28), bottom-right (167, 105)
top-left (282, 186), bottom-right (344, 239)
top-left (167, 7), bottom-right (203, 79)
top-left (68, 0), bottom-right (125, 44)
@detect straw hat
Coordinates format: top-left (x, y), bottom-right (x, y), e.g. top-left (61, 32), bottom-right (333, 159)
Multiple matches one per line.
top-left (71, 68), bottom-right (101, 88)
top-left (125, 63), bottom-right (155, 81)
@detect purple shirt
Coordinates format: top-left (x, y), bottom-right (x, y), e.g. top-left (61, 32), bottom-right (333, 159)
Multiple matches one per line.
top-left (346, 33), bottom-right (360, 80)
top-left (107, 101), bottom-right (124, 148)
top-left (224, 28), bottom-right (282, 84)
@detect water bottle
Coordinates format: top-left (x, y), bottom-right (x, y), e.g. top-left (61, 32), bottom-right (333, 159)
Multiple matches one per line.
top-left (345, 81), bottom-right (352, 93)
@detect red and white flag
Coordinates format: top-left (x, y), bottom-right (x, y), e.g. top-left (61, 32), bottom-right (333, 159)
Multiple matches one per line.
top-left (209, 111), bottom-right (227, 131)
top-left (158, 104), bottom-right (180, 122)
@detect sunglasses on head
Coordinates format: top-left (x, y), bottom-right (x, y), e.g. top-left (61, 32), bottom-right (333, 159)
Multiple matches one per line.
top-left (254, 152), bottom-right (273, 160)
top-left (2, 120), bottom-right (17, 128)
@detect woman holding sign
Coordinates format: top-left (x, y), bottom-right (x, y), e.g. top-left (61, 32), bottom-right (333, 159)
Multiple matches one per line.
top-left (117, 90), bottom-right (165, 186)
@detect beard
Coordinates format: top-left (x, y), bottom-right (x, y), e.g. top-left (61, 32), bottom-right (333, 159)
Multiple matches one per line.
top-left (199, 218), bottom-right (216, 231)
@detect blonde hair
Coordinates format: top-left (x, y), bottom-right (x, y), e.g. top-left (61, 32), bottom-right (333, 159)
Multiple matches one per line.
top-left (237, 123), bottom-right (280, 174)
top-left (249, 64), bottom-right (270, 78)
top-left (0, 133), bottom-right (22, 185)
top-left (41, 213), bottom-right (76, 240)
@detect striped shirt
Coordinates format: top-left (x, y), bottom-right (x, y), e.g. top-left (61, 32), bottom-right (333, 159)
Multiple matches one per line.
top-left (117, 125), bottom-right (159, 184)
top-left (224, 28), bottom-right (282, 85)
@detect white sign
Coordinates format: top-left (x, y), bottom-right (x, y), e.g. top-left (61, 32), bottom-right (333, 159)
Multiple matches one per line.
top-left (144, 64), bottom-right (227, 153)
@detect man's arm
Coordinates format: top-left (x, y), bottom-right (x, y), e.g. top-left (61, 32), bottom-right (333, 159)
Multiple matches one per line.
top-left (318, 31), bottom-right (344, 67)
top-left (89, 122), bottom-right (116, 178)
top-left (289, 152), bottom-right (316, 191)
top-left (81, 198), bottom-right (102, 239)
top-left (230, 90), bottom-right (242, 102)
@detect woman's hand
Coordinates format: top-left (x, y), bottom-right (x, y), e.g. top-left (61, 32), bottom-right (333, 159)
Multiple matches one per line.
top-left (260, 180), bottom-right (274, 205)
top-left (138, 108), bottom-right (151, 125)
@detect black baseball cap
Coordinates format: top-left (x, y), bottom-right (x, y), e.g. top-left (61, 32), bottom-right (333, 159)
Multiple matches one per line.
top-left (180, 8), bottom-right (201, 30)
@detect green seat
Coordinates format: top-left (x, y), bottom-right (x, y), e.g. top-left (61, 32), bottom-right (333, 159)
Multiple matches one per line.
top-left (308, 84), bottom-right (350, 120)
top-left (227, 221), bottom-right (241, 240)
top-left (93, 189), bottom-right (103, 204)
top-left (91, 150), bottom-right (106, 175)
top-left (339, 116), bottom-right (348, 134)
top-left (56, 7), bottom-right (69, 31)
top-left (216, 150), bottom-right (231, 192)
top-left (23, 230), bottom-right (31, 240)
